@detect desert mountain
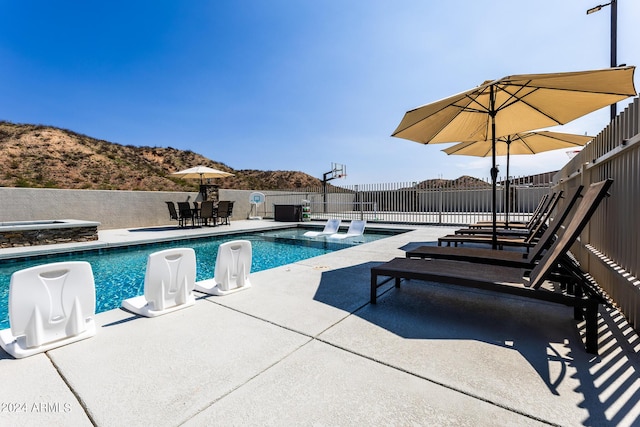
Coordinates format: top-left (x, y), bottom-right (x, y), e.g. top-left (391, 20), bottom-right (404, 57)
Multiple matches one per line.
top-left (415, 175), bottom-right (491, 188)
top-left (0, 122), bottom-right (323, 191)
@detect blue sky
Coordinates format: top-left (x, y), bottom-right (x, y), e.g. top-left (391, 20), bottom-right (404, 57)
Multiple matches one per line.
top-left (1, 1), bottom-right (639, 184)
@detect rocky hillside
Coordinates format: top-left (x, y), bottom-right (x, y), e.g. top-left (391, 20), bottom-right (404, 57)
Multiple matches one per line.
top-left (0, 122), bottom-right (323, 191)
top-left (415, 175), bottom-right (491, 189)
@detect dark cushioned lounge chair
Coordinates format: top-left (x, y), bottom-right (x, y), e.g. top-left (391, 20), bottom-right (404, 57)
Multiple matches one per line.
top-left (371, 179), bottom-right (613, 354)
top-left (406, 185), bottom-right (584, 268)
top-left (437, 191), bottom-right (564, 247)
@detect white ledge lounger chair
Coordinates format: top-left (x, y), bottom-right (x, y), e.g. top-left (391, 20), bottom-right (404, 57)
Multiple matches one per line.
top-left (328, 220), bottom-right (366, 240)
top-left (303, 218), bottom-right (341, 237)
top-left (0, 261), bottom-right (97, 359)
top-left (195, 240), bottom-right (252, 296)
top-left (122, 248), bottom-right (196, 317)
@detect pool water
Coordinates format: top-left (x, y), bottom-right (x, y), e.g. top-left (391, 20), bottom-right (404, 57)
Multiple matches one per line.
top-left (0, 227), bottom-right (399, 329)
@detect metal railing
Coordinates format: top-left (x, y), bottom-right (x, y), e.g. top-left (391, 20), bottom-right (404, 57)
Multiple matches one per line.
top-left (257, 178), bottom-right (551, 226)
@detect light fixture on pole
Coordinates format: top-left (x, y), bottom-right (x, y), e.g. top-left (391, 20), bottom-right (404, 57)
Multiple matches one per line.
top-left (587, 0), bottom-right (618, 121)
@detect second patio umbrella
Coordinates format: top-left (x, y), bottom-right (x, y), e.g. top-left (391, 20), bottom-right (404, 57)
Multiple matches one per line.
top-left (392, 66), bottom-right (636, 248)
top-left (170, 165), bottom-right (234, 184)
top-left (442, 130), bottom-right (593, 226)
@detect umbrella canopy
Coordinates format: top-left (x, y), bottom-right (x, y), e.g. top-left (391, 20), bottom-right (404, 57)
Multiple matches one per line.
top-left (170, 166), bottom-right (234, 184)
top-left (442, 131), bottom-right (593, 157)
top-left (442, 131), bottom-right (593, 226)
top-left (392, 66), bottom-right (636, 248)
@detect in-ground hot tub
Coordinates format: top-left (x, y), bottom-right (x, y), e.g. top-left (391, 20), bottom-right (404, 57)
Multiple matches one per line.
top-left (0, 220), bottom-right (100, 248)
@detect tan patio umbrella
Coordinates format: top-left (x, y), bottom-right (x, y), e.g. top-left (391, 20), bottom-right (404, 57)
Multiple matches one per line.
top-left (442, 131), bottom-right (593, 226)
top-left (170, 165), bottom-right (234, 184)
top-left (392, 66), bottom-right (636, 248)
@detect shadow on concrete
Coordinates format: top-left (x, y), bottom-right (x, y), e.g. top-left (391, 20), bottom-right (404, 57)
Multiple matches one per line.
top-left (398, 241), bottom-right (439, 252)
top-left (313, 260), bottom-right (640, 426)
top-left (570, 307), bottom-right (640, 426)
top-left (101, 313), bottom-right (141, 327)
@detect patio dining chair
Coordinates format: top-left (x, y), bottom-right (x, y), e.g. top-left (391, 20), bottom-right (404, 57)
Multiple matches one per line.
top-left (199, 201), bottom-right (217, 226)
top-left (216, 201), bottom-right (233, 225)
top-left (177, 202), bottom-right (196, 227)
top-left (166, 201), bottom-right (181, 225)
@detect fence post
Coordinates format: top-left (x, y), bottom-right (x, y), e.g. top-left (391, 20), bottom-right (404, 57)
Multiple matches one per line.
top-left (354, 185), bottom-right (361, 220)
top-left (438, 186), bottom-right (443, 225)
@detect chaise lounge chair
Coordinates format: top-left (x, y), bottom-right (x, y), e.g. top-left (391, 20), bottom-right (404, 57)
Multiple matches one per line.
top-left (406, 185), bottom-right (584, 268)
top-left (371, 179), bottom-right (613, 354)
top-left (452, 191), bottom-right (562, 237)
top-left (195, 240), bottom-right (252, 296)
top-left (469, 191), bottom-right (554, 230)
top-left (437, 191), bottom-right (564, 247)
top-left (438, 228), bottom-right (538, 249)
top-left (328, 220), bottom-right (366, 239)
top-left (0, 261), bottom-right (97, 358)
top-left (121, 248), bottom-right (197, 317)
top-left (303, 218), bottom-right (341, 237)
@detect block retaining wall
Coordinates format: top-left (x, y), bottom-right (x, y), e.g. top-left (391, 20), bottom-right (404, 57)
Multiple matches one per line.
top-left (0, 226), bottom-right (99, 249)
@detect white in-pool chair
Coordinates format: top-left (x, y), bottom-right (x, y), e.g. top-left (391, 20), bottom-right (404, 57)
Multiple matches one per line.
top-left (0, 261), bottom-right (97, 359)
top-left (195, 240), bottom-right (252, 296)
top-left (328, 220), bottom-right (366, 240)
top-left (121, 248), bottom-right (196, 317)
top-left (303, 218), bottom-right (341, 237)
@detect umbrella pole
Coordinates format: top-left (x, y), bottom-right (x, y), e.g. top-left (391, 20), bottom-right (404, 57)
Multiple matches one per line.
top-left (490, 87), bottom-right (498, 250)
top-left (505, 141), bottom-right (511, 228)
top-left (491, 141), bottom-right (498, 249)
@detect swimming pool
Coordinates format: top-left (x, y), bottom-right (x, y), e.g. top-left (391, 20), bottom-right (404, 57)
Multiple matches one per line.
top-left (0, 227), bottom-right (401, 329)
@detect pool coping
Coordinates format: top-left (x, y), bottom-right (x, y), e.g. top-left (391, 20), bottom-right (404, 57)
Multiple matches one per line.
top-left (0, 219), bottom-right (101, 230)
top-left (0, 220), bottom-right (416, 260)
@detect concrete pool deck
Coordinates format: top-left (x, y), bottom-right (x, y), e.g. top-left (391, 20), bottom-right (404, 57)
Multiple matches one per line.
top-left (1, 220), bottom-right (639, 426)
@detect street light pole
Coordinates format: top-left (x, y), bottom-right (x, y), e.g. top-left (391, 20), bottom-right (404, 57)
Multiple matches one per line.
top-left (587, 0), bottom-right (618, 121)
top-left (610, 0), bottom-right (618, 120)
